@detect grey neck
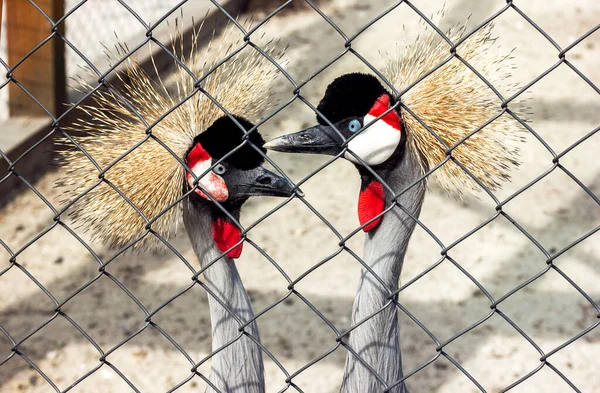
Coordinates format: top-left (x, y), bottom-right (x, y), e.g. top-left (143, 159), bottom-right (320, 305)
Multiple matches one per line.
top-left (341, 152), bottom-right (425, 393)
top-left (183, 199), bottom-right (265, 393)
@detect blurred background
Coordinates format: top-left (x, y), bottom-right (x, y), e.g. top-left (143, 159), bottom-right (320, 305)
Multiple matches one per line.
top-left (0, 0), bottom-right (599, 392)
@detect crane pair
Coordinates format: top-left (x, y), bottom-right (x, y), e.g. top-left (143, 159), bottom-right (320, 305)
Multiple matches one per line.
top-left (178, 71), bottom-right (422, 393)
top-left (59, 14), bottom-right (525, 393)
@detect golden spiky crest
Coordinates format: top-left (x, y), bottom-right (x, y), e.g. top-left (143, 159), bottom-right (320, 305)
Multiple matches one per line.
top-left (382, 11), bottom-right (526, 196)
top-left (58, 18), bottom-right (286, 250)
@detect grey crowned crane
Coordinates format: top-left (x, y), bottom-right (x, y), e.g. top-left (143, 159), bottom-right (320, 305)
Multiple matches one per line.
top-left (265, 20), bottom-right (526, 393)
top-left (58, 21), bottom-right (290, 393)
top-left (182, 118), bottom-right (293, 393)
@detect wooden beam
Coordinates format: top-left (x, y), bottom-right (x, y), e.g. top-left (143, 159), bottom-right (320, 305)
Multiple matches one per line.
top-left (5, 0), bottom-right (65, 117)
top-left (0, 0), bottom-right (3, 38)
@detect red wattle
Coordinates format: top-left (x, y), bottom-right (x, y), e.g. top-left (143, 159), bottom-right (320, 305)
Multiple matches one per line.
top-left (358, 180), bottom-right (385, 232)
top-left (212, 218), bottom-right (243, 259)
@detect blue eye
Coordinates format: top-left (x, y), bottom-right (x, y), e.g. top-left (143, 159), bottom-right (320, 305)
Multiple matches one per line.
top-left (348, 119), bottom-right (361, 133)
top-left (213, 163), bottom-right (227, 175)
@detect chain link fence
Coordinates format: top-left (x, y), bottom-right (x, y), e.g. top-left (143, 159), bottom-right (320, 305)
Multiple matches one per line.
top-left (1, 0), bottom-right (599, 392)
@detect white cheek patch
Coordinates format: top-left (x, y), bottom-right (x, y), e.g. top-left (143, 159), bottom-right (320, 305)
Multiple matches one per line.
top-left (344, 114), bottom-right (401, 166)
top-left (186, 160), bottom-right (229, 202)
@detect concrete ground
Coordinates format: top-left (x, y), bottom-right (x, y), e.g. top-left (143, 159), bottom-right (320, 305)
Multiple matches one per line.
top-left (1, 0), bottom-right (600, 392)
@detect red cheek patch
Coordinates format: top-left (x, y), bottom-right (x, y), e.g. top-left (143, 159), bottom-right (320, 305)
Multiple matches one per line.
top-left (212, 217), bottom-right (243, 259)
top-left (186, 170), bottom-right (228, 202)
top-left (358, 180), bottom-right (385, 232)
top-left (188, 142), bottom-right (211, 164)
top-left (368, 94), bottom-right (402, 131)
top-left (186, 142), bottom-right (228, 202)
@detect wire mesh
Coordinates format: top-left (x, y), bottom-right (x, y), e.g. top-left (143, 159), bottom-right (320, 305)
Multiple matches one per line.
top-left (1, 0), bottom-right (599, 392)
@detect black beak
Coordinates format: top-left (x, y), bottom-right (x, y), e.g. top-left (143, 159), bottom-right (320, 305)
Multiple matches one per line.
top-left (231, 166), bottom-right (295, 198)
top-left (263, 124), bottom-right (343, 156)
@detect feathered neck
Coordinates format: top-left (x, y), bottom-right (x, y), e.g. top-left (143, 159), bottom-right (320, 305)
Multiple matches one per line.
top-left (183, 198), bottom-right (265, 393)
top-left (342, 151), bottom-right (425, 393)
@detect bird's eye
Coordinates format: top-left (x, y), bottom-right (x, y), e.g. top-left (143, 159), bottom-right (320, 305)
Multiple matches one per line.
top-left (213, 164), bottom-right (227, 175)
top-left (348, 119), bottom-right (362, 133)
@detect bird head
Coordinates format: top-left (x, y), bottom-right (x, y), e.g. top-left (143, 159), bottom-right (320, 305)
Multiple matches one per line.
top-left (265, 73), bottom-right (406, 232)
top-left (265, 73), bottom-right (406, 169)
top-left (184, 115), bottom-right (293, 259)
top-left (185, 115), bottom-right (293, 207)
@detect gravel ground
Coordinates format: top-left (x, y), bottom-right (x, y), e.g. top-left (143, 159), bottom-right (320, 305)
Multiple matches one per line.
top-left (1, 0), bottom-right (600, 392)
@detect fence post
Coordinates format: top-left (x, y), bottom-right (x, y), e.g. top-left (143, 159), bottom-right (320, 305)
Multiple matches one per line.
top-left (5, 0), bottom-right (65, 117)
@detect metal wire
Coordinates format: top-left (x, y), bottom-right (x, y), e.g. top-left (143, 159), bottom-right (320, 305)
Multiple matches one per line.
top-left (0, 0), bottom-right (599, 392)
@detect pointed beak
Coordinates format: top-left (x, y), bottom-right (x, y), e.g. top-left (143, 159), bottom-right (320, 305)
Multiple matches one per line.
top-left (232, 166), bottom-right (295, 198)
top-left (263, 124), bottom-right (343, 156)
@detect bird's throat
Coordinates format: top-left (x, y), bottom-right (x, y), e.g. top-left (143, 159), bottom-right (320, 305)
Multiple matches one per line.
top-left (358, 179), bottom-right (385, 232)
top-left (212, 217), bottom-right (243, 259)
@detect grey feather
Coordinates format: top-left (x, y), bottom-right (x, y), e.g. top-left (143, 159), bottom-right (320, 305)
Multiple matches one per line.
top-left (183, 200), bottom-right (265, 393)
top-left (341, 152), bottom-right (425, 393)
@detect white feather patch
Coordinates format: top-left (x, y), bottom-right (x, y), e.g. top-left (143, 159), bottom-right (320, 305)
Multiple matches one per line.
top-left (344, 114), bottom-right (401, 166)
